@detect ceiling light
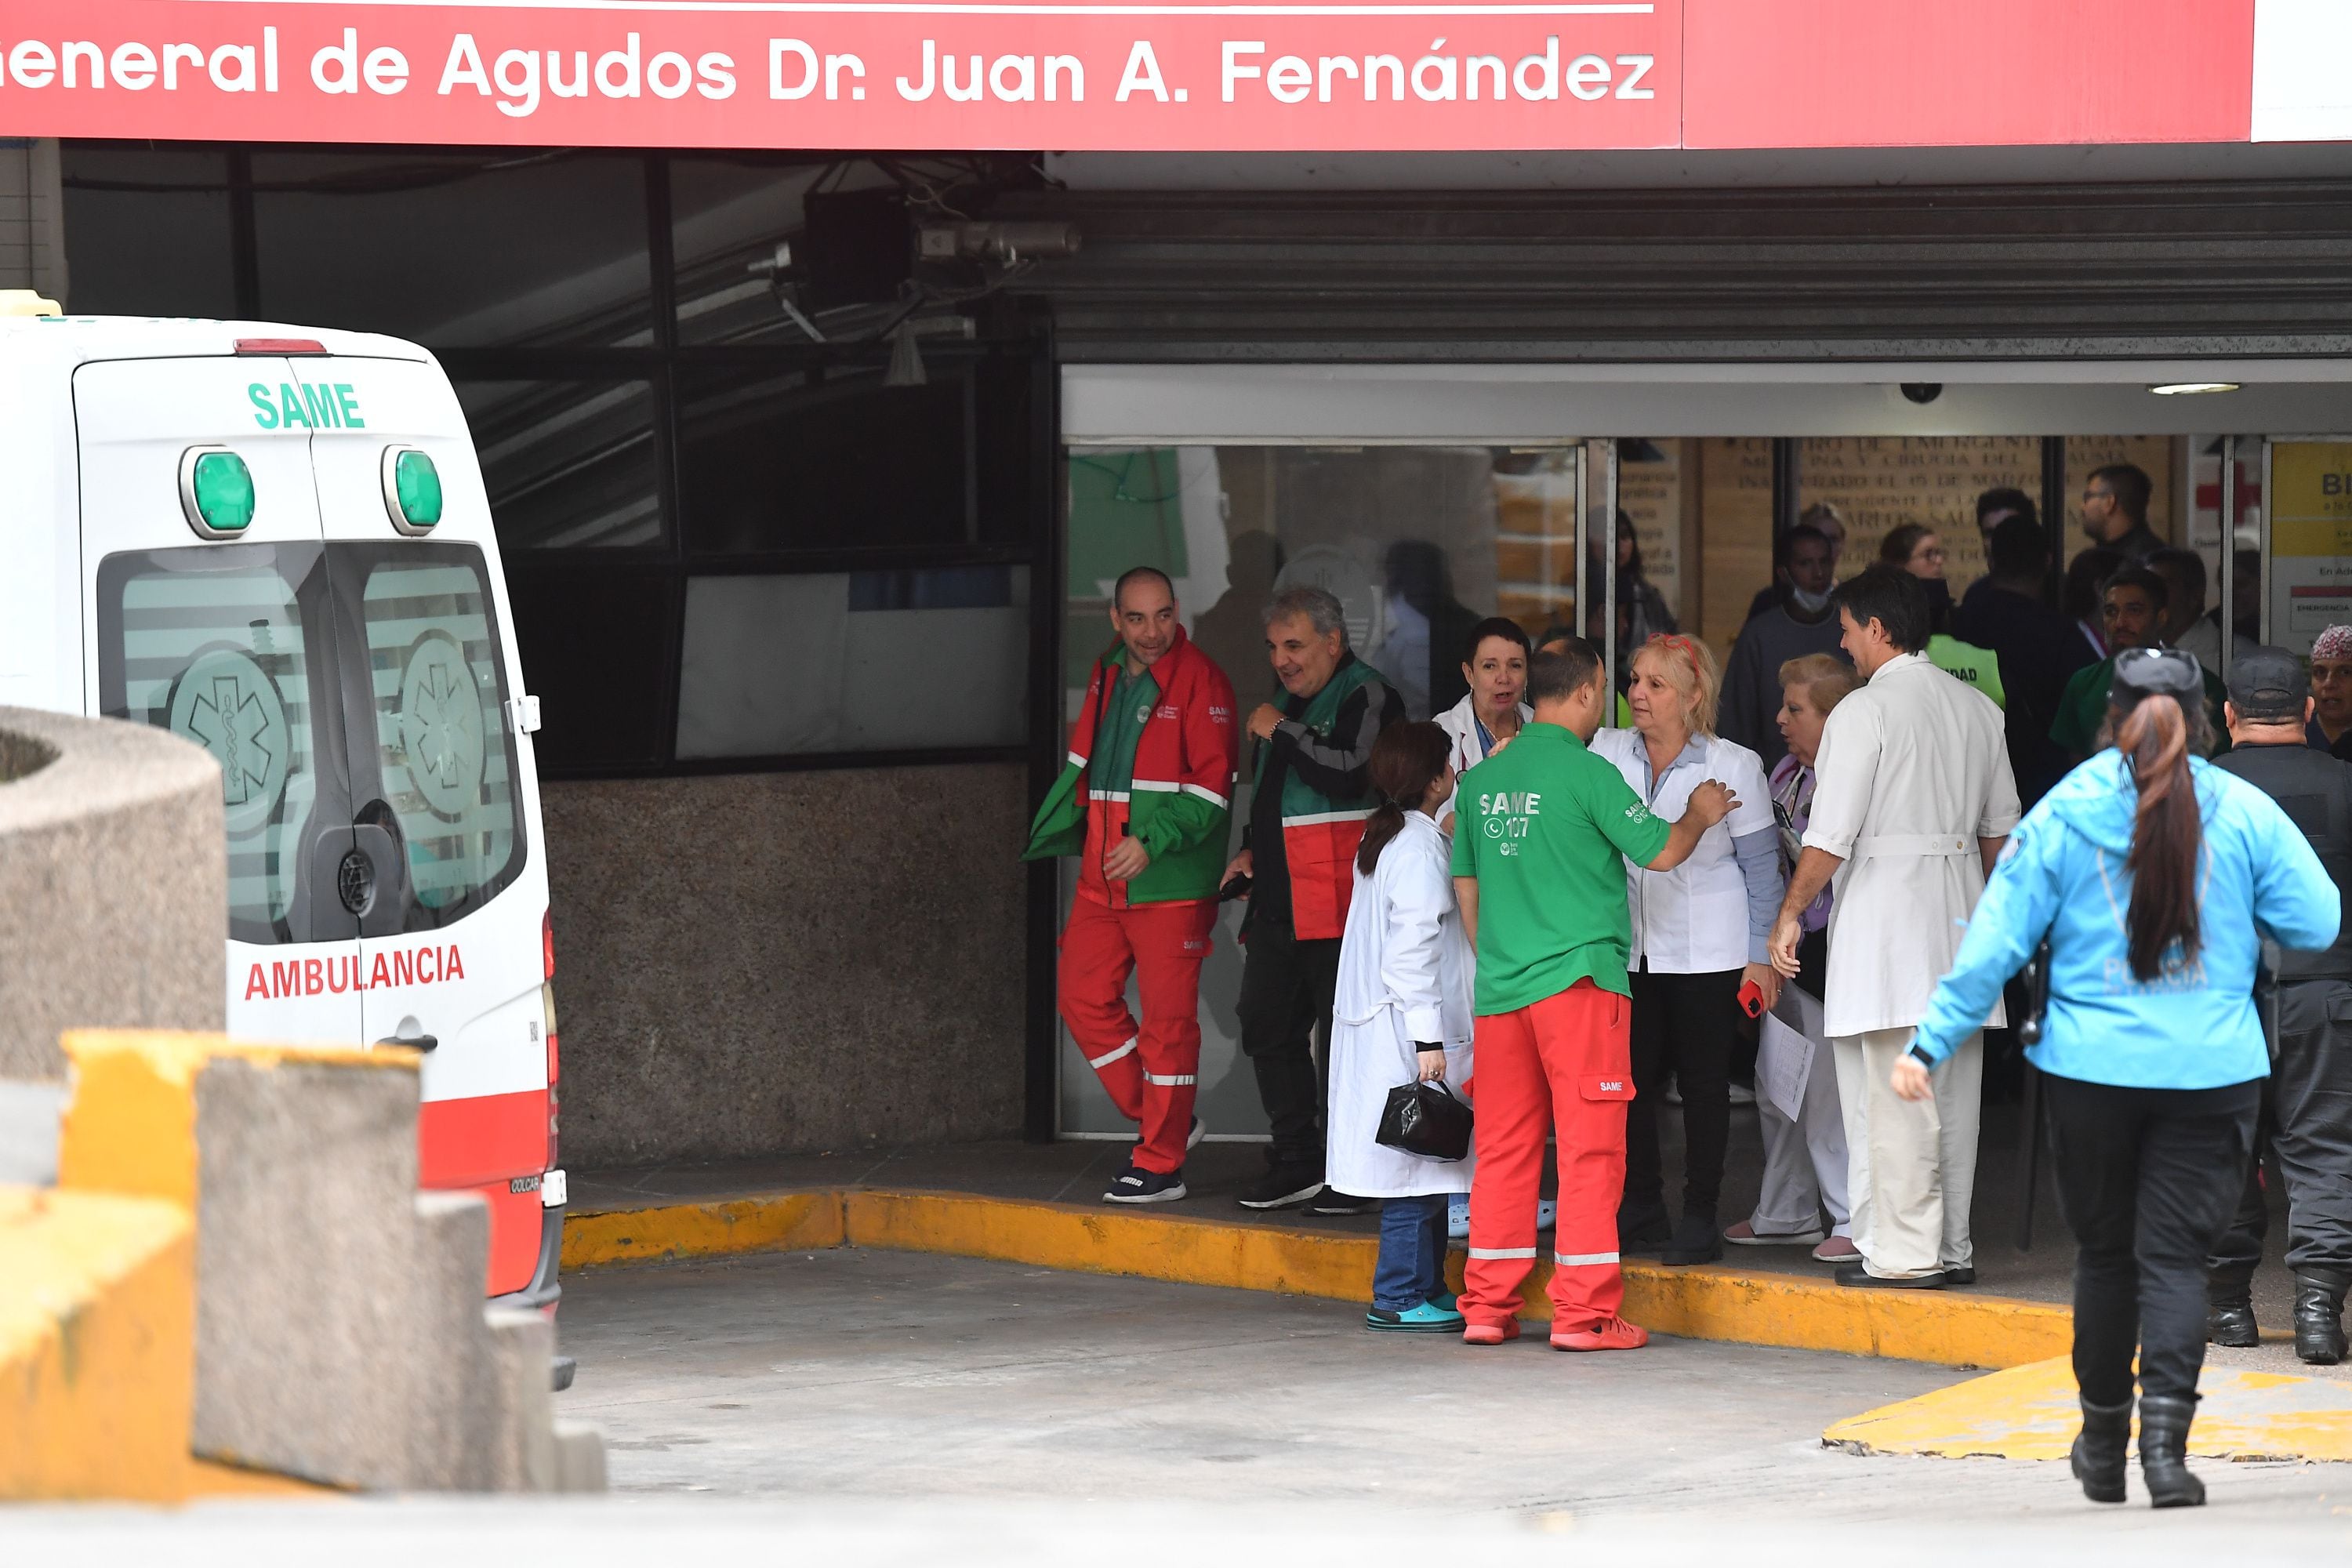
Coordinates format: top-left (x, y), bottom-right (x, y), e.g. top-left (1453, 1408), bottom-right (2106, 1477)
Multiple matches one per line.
top-left (2149, 382), bottom-right (2241, 396)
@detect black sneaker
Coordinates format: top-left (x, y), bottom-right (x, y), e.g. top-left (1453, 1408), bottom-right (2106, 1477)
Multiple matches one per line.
top-left (1104, 1163), bottom-right (1187, 1204)
top-left (1308, 1190), bottom-right (1376, 1216)
top-left (1619, 1202), bottom-right (1671, 1250)
top-left (1237, 1163), bottom-right (1326, 1210)
top-left (1660, 1210), bottom-right (1724, 1266)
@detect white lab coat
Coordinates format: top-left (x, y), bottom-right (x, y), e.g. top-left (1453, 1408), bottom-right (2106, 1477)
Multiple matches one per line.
top-left (1327, 811), bottom-right (1477, 1198)
top-left (1802, 652), bottom-right (2023, 1038)
top-left (1435, 693), bottom-right (1533, 826)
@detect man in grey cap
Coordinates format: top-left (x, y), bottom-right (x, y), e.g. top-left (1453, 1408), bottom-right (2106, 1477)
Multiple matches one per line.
top-left (2207, 648), bottom-right (2352, 1363)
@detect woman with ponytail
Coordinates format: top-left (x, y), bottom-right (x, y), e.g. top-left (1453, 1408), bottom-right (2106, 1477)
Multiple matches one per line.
top-left (1902, 648), bottom-right (2340, 1510)
top-left (1329, 720), bottom-right (1477, 1331)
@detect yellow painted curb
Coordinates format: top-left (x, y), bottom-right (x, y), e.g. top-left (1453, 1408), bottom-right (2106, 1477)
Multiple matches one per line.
top-left (0, 1185), bottom-right (195, 1502)
top-left (1827, 1354), bottom-right (2352, 1462)
top-left (561, 1192), bottom-right (845, 1269)
top-left (187, 1459), bottom-right (342, 1498)
top-left (565, 1186), bottom-right (2069, 1370)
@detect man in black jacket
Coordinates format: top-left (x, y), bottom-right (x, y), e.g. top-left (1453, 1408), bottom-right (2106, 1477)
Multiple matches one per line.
top-left (2208, 648), bottom-right (2352, 1364)
top-left (1221, 585), bottom-right (1403, 1212)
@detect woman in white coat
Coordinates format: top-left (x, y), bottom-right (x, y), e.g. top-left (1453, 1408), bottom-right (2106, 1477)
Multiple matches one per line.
top-left (1591, 634), bottom-right (1784, 1266)
top-left (1329, 720), bottom-right (1476, 1331)
top-left (1435, 617), bottom-right (1533, 827)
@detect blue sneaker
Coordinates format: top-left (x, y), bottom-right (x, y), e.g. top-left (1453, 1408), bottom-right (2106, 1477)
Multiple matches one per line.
top-left (1427, 1290), bottom-right (1461, 1313)
top-left (1366, 1299), bottom-right (1467, 1332)
top-left (1105, 1163), bottom-right (1187, 1204)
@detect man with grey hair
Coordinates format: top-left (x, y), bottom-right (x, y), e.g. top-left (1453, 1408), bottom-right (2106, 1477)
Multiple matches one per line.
top-left (1221, 585), bottom-right (1405, 1210)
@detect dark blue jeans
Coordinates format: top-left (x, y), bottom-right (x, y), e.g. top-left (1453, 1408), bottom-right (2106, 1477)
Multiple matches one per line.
top-left (1374, 1194), bottom-right (1450, 1310)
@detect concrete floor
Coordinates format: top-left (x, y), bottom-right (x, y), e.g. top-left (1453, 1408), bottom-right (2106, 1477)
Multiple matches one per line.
top-left (549, 1246), bottom-right (2352, 1530)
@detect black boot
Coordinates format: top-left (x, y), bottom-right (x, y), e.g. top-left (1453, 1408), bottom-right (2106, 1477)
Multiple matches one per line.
top-left (2069, 1396), bottom-right (2132, 1504)
top-left (2206, 1290), bottom-right (2259, 1349)
top-left (2292, 1269), bottom-right (2350, 1366)
top-left (2136, 1394), bottom-right (2205, 1508)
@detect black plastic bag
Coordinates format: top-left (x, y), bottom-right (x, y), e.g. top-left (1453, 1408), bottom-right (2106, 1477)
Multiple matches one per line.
top-left (1375, 1080), bottom-right (1472, 1163)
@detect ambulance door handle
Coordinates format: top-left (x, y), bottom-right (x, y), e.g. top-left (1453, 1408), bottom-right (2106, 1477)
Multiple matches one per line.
top-left (377, 1027), bottom-right (438, 1053)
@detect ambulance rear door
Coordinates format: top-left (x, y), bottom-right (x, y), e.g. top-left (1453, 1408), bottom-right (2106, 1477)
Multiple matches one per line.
top-left (298, 355), bottom-right (554, 1298)
top-left (81, 352), bottom-right (363, 1040)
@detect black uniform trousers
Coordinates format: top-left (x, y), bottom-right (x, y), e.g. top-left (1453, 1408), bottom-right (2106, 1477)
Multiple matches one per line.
top-left (2045, 1071), bottom-right (2262, 1405)
top-left (2209, 978), bottom-right (2352, 1287)
top-left (1236, 913), bottom-right (1341, 1167)
top-left (1623, 965), bottom-right (1742, 1220)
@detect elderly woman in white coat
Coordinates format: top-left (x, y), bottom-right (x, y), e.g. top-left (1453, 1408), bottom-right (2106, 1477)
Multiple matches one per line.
top-left (1592, 633), bottom-right (1783, 1267)
top-left (1435, 617), bottom-right (1533, 829)
top-left (1329, 720), bottom-right (1476, 1331)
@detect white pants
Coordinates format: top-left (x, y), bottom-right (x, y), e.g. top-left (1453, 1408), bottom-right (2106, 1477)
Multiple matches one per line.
top-left (1831, 1026), bottom-right (1983, 1279)
top-left (1750, 1025), bottom-right (1851, 1238)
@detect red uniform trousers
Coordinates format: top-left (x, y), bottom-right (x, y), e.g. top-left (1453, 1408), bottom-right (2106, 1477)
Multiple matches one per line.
top-left (1462, 979), bottom-right (1635, 1334)
top-left (1058, 893), bottom-right (1217, 1174)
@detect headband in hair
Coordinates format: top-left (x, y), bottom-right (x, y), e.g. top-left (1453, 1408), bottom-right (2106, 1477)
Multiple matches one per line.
top-left (2314, 625), bottom-right (2352, 662)
top-left (2110, 647), bottom-right (2202, 705)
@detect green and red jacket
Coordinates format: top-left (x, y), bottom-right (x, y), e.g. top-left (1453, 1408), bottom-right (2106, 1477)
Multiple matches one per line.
top-left (1023, 627), bottom-right (1240, 907)
top-left (1250, 655), bottom-right (1399, 941)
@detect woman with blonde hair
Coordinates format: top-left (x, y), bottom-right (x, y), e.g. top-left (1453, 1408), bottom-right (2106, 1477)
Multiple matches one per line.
top-left (1726, 652), bottom-right (1863, 1261)
top-left (1592, 634), bottom-right (1783, 1265)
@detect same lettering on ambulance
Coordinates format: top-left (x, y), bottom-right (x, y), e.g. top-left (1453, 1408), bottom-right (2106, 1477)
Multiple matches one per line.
top-left (248, 382), bottom-right (367, 430)
top-left (1478, 790), bottom-right (1541, 856)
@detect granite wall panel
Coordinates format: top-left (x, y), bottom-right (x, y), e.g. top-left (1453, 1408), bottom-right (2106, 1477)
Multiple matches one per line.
top-left (540, 764), bottom-right (1029, 1167)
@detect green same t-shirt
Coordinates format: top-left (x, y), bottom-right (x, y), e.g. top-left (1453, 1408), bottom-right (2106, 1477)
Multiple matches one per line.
top-left (1450, 724), bottom-right (1672, 1016)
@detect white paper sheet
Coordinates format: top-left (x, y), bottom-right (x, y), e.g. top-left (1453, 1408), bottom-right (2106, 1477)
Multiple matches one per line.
top-left (1757, 985), bottom-right (1826, 1122)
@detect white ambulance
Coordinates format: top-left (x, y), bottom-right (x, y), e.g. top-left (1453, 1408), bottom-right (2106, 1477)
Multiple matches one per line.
top-left (0, 301), bottom-right (566, 1315)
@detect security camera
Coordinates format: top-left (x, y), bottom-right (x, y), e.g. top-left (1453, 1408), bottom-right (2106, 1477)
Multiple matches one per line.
top-left (1900, 383), bottom-right (1944, 405)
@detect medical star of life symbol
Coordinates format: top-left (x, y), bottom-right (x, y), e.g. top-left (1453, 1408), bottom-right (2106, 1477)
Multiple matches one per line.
top-left (411, 662), bottom-right (474, 791)
top-left (188, 673), bottom-right (277, 805)
top-left (168, 645), bottom-right (290, 838)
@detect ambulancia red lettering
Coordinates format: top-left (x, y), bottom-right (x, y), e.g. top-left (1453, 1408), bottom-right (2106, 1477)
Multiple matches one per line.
top-left (444, 946), bottom-right (463, 982)
top-left (416, 947), bottom-right (438, 985)
top-left (303, 958), bottom-right (324, 996)
top-left (371, 953), bottom-right (393, 989)
top-left (271, 960), bottom-right (299, 998)
top-left (244, 964), bottom-right (269, 1001)
top-left (392, 950), bottom-right (415, 987)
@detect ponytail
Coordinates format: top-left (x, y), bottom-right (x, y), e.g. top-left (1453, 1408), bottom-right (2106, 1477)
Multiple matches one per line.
top-left (1357, 721), bottom-right (1454, 876)
top-left (2114, 695), bottom-right (2202, 980)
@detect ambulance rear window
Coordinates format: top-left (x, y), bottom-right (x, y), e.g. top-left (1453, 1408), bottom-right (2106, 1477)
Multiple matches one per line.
top-left (350, 549), bottom-right (521, 926)
top-left (97, 545), bottom-right (340, 946)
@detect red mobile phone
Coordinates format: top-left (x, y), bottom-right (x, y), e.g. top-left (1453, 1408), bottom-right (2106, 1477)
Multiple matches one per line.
top-left (1737, 979), bottom-right (1765, 1018)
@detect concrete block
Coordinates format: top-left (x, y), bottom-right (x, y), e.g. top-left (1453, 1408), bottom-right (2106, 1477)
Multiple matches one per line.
top-left (483, 1307), bottom-right (555, 1492)
top-left (0, 1185), bottom-right (194, 1501)
top-left (0, 708), bottom-right (224, 1082)
top-left (551, 1421), bottom-right (608, 1494)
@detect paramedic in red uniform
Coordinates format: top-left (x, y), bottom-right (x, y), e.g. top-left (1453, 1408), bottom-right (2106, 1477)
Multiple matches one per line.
top-left (1450, 639), bottom-right (1738, 1348)
top-left (1024, 568), bottom-right (1240, 1203)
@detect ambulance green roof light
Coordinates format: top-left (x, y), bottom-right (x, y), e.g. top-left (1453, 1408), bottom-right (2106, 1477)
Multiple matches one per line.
top-left (384, 448), bottom-right (443, 535)
top-left (180, 448), bottom-right (256, 539)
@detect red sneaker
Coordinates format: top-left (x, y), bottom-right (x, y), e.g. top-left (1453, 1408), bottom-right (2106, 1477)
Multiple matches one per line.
top-left (1461, 1319), bottom-right (1522, 1346)
top-left (1550, 1316), bottom-right (1650, 1352)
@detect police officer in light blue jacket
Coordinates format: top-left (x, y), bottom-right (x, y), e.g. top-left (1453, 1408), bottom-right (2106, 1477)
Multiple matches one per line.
top-left (1899, 649), bottom-right (2339, 1512)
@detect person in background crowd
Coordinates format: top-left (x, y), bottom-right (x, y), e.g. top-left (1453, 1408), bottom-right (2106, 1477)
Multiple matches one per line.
top-left (1025, 568), bottom-right (1240, 1203)
top-left (2051, 568), bottom-right (2229, 765)
top-left (1451, 641), bottom-right (1738, 1350)
top-left (2064, 546), bottom-right (2125, 663)
top-left (2078, 463), bottom-right (2164, 566)
top-left (1769, 566), bottom-right (2020, 1290)
top-left (1902, 648), bottom-right (2338, 1508)
top-left (1373, 540), bottom-right (1484, 723)
top-left (1724, 524), bottom-right (1847, 771)
top-left (2310, 626), bottom-right (2352, 760)
top-left (1225, 586), bottom-right (1405, 1213)
top-left (2149, 546), bottom-right (2251, 683)
top-left (1880, 521), bottom-right (1954, 637)
top-left (1436, 618), bottom-right (1532, 825)
top-left (1588, 508), bottom-right (1679, 680)
top-left (1953, 518), bottom-right (2095, 807)
top-left (1748, 503), bottom-right (1848, 624)
top-left (1975, 485), bottom-right (2038, 543)
top-left (2206, 649), bottom-right (2352, 1365)
top-left (1330, 722), bottom-right (1477, 1333)
top-left (1592, 636), bottom-right (1781, 1267)
top-left (1726, 653), bottom-right (1861, 1264)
